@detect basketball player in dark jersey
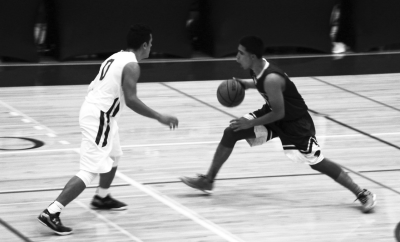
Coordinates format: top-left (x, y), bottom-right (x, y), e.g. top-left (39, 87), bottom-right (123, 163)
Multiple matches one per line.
top-left (180, 36), bottom-right (376, 213)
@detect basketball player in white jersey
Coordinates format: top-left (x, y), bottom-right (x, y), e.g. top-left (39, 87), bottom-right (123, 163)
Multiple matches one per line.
top-left (38, 24), bottom-right (178, 235)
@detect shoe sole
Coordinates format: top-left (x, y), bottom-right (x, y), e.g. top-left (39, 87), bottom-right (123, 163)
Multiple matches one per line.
top-left (363, 194), bottom-right (377, 213)
top-left (90, 205), bottom-right (128, 211)
top-left (180, 177), bottom-right (213, 195)
top-left (37, 218), bottom-right (73, 236)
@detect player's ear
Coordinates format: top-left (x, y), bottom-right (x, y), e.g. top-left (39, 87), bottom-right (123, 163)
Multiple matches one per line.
top-left (142, 42), bottom-right (148, 50)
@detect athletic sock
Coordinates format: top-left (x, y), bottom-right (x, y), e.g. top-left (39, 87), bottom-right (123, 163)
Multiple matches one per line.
top-left (335, 171), bottom-right (363, 196)
top-left (96, 187), bottom-right (109, 198)
top-left (47, 201), bottom-right (64, 214)
top-left (310, 158), bottom-right (363, 196)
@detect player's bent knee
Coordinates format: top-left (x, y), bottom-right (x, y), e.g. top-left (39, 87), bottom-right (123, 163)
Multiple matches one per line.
top-left (76, 170), bottom-right (97, 187)
top-left (220, 127), bottom-right (238, 148)
top-left (283, 149), bottom-right (324, 165)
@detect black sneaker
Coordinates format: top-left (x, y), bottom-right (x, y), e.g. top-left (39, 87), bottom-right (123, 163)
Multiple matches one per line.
top-left (180, 174), bottom-right (213, 194)
top-left (355, 189), bottom-right (377, 213)
top-left (37, 209), bottom-right (72, 235)
top-left (90, 194), bottom-right (127, 210)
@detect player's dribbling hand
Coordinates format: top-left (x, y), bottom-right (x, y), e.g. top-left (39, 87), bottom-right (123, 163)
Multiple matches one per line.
top-left (229, 117), bottom-right (252, 131)
top-left (158, 114), bottom-right (179, 130)
top-left (233, 77), bottom-right (246, 90)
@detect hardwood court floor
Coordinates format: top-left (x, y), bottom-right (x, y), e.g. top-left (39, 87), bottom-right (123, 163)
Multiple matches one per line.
top-left (0, 73), bottom-right (399, 241)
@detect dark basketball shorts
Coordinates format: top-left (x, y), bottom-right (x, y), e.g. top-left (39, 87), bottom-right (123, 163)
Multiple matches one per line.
top-left (243, 110), bottom-right (324, 165)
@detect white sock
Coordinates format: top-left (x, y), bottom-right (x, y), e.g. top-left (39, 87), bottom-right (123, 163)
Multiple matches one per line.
top-left (96, 187), bottom-right (109, 198)
top-left (47, 201), bottom-right (64, 214)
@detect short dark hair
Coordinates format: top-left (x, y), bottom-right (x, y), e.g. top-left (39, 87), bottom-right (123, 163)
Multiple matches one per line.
top-left (127, 24), bottom-right (152, 50)
top-left (239, 36), bottom-right (264, 59)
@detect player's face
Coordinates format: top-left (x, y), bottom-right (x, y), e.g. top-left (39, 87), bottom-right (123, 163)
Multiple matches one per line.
top-left (236, 45), bottom-right (252, 70)
top-left (144, 34), bottom-right (153, 58)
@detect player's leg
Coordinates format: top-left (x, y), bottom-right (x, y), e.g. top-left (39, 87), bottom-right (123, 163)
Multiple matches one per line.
top-left (180, 109), bottom-right (274, 194)
top-left (55, 176), bottom-right (86, 206)
top-left (206, 127), bottom-right (254, 182)
top-left (99, 164), bottom-right (118, 189)
top-left (205, 112), bottom-right (276, 182)
top-left (180, 124), bottom-right (269, 193)
top-left (38, 101), bottom-right (113, 235)
top-left (38, 170), bottom-right (97, 235)
top-left (283, 137), bottom-right (376, 213)
top-left (91, 131), bottom-right (127, 210)
top-left (310, 157), bottom-right (376, 212)
top-left (91, 159), bottom-right (127, 210)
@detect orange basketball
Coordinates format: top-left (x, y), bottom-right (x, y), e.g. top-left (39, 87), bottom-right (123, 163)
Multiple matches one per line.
top-left (216, 79), bottom-right (245, 107)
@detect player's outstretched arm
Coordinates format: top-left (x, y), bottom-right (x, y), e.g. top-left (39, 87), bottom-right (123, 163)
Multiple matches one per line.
top-left (233, 77), bottom-right (255, 89)
top-left (122, 62), bottom-right (178, 129)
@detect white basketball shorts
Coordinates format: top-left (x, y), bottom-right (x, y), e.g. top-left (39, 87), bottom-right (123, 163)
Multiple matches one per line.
top-left (79, 101), bottom-right (123, 173)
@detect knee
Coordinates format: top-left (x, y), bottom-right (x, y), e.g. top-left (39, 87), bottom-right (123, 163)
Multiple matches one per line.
top-left (310, 158), bottom-right (325, 171)
top-left (76, 170), bottom-right (97, 187)
top-left (223, 126), bottom-right (235, 139)
top-left (220, 127), bottom-right (237, 148)
top-left (309, 158), bottom-right (342, 180)
top-left (310, 161), bottom-right (320, 170)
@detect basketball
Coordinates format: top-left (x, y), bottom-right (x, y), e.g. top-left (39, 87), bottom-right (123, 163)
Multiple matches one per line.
top-left (216, 79), bottom-right (245, 107)
top-left (395, 222), bottom-right (400, 242)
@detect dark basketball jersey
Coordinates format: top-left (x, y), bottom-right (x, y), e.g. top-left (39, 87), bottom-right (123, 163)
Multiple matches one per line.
top-left (250, 63), bottom-right (308, 121)
top-left (250, 62), bottom-right (316, 150)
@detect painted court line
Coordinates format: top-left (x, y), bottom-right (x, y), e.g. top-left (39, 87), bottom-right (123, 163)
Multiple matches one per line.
top-left (0, 218), bottom-right (33, 242)
top-left (0, 100), bottom-right (58, 135)
top-left (1, 132), bottom-right (400, 156)
top-left (74, 201), bottom-right (143, 242)
top-left (116, 171), bottom-right (246, 242)
top-left (72, 147), bottom-right (243, 241)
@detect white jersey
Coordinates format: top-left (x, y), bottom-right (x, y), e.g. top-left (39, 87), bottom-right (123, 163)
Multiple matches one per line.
top-left (85, 51), bottom-right (138, 119)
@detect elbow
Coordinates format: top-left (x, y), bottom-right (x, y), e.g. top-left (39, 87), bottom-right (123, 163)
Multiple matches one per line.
top-left (125, 97), bottom-right (137, 110)
top-left (279, 112), bottom-right (285, 120)
top-left (274, 110), bottom-right (285, 121)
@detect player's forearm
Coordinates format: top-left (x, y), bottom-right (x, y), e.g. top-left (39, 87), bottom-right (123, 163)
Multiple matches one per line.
top-left (126, 97), bottom-right (161, 121)
top-left (235, 78), bottom-right (255, 89)
top-left (251, 111), bottom-right (284, 126)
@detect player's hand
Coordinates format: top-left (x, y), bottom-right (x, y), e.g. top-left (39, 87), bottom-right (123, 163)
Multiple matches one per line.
top-left (229, 117), bottom-right (252, 132)
top-left (158, 114), bottom-right (179, 130)
top-left (233, 77), bottom-right (246, 89)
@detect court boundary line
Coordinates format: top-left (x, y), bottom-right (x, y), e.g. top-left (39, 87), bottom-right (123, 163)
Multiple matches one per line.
top-left (0, 217), bottom-right (33, 242)
top-left (160, 81), bottom-right (400, 196)
top-left (309, 109), bottom-right (400, 150)
top-left (1, 168), bottom-right (400, 195)
top-left (1, 81), bottom-right (399, 241)
top-left (74, 201), bottom-right (143, 242)
top-left (161, 82), bottom-right (236, 118)
top-left (1, 131), bottom-right (400, 156)
top-left (0, 100), bottom-right (58, 135)
top-left (116, 171), bottom-right (246, 242)
top-left (340, 165), bottom-right (400, 195)
top-left (161, 81), bottom-right (400, 151)
top-left (0, 183), bottom-right (131, 194)
top-left (312, 77), bottom-right (400, 112)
